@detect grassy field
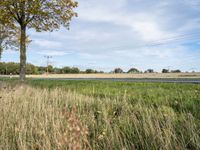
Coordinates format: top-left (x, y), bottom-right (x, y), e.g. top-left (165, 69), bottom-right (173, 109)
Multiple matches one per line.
top-left (0, 78), bottom-right (200, 149)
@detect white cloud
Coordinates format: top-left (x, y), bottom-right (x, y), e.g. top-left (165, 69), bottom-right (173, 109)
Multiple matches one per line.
top-left (64, 30), bottom-right (112, 42)
top-left (77, 1), bottom-right (174, 42)
top-left (37, 50), bottom-right (72, 56)
top-left (33, 39), bottom-right (62, 49)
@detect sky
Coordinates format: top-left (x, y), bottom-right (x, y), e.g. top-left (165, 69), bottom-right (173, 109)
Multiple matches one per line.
top-left (2, 0), bottom-right (200, 72)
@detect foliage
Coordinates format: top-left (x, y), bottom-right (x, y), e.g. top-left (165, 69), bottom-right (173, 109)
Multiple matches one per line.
top-left (71, 67), bottom-right (80, 74)
top-left (0, 0), bottom-right (78, 32)
top-left (47, 65), bottom-right (54, 73)
top-left (127, 68), bottom-right (140, 73)
top-left (171, 70), bottom-right (181, 73)
top-left (63, 66), bottom-right (72, 74)
top-left (0, 25), bottom-right (19, 60)
top-left (85, 69), bottom-right (98, 74)
top-left (114, 68), bottom-right (123, 74)
top-left (0, 62), bottom-right (185, 75)
top-left (145, 69), bottom-right (154, 73)
top-left (0, 62), bottom-right (106, 74)
top-left (53, 67), bottom-right (63, 74)
top-left (0, 0), bottom-right (78, 80)
top-left (38, 66), bottom-right (47, 74)
top-left (0, 62), bottom-right (39, 75)
top-left (162, 69), bottom-right (169, 73)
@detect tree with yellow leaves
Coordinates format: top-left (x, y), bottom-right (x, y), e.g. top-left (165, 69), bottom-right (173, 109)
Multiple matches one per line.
top-left (0, 24), bottom-right (18, 60)
top-left (0, 0), bottom-right (78, 81)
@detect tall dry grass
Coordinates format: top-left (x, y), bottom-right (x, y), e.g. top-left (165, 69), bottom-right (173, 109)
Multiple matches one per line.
top-left (0, 83), bottom-right (199, 149)
top-left (0, 84), bottom-right (89, 150)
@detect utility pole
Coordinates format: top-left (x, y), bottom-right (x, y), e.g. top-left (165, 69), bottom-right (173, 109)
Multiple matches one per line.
top-left (167, 66), bottom-right (172, 72)
top-left (44, 56), bottom-right (52, 74)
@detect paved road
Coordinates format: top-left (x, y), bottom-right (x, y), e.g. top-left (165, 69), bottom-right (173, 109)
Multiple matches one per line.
top-left (35, 78), bottom-right (200, 84)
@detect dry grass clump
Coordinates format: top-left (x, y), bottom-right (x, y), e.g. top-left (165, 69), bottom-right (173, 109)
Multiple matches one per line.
top-left (0, 85), bottom-right (90, 150)
top-left (58, 107), bottom-right (89, 150)
top-left (0, 83), bottom-right (199, 150)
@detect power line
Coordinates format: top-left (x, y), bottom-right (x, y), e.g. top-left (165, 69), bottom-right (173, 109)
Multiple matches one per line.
top-left (103, 32), bottom-right (200, 50)
top-left (148, 32), bottom-right (200, 46)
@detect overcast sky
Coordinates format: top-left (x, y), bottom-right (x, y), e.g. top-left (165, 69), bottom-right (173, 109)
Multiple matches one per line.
top-left (2, 0), bottom-right (200, 72)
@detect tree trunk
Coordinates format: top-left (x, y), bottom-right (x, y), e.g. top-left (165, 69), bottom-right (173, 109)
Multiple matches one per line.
top-left (0, 40), bottom-right (3, 61)
top-left (19, 26), bottom-right (26, 81)
top-left (0, 46), bottom-right (2, 61)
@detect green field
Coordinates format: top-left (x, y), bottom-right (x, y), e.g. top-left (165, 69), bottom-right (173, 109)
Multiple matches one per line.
top-left (0, 78), bottom-right (200, 149)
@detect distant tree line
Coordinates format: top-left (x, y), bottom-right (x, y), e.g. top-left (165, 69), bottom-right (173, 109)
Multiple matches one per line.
top-left (162, 69), bottom-right (181, 73)
top-left (0, 62), bottom-right (38, 75)
top-left (113, 68), bottom-right (182, 74)
top-left (0, 62), bottom-right (183, 75)
top-left (0, 62), bottom-right (104, 75)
